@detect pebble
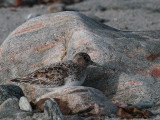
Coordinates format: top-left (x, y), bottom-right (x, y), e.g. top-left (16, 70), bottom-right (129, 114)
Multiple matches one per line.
top-left (26, 13), bottom-right (42, 20)
top-left (19, 96), bottom-right (32, 112)
top-left (44, 98), bottom-right (64, 120)
top-left (0, 98), bottom-right (19, 110)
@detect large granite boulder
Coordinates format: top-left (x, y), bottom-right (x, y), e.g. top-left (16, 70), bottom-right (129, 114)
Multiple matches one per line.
top-left (36, 86), bottom-right (118, 117)
top-left (0, 11), bottom-right (160, 105)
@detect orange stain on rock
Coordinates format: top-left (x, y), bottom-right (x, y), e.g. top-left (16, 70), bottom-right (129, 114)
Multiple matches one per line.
top-left (105, 56), bottom-right (111, 61)
top-left (120, 80), bottom-right (143, 87)
top-left (31, 50), bottom-right (64, 67)
top-left (31, 62), bottom-right (43, 67)
top-left (135, 68), bottom-right (151, 77)
top-left (13, 0), bottom-right (23, 7)
top-left (11, 22), bottom-right (44, 37)
top-left (136, 48), bottom-right (147, 56)
top-left (34, 43), bottom-right (53, 51)
top-left (74, 39), bottom-right (90, 49)
top-left (88, 50), bottom-right (99, 60)
top-left (8, 52), bottom-right (21, 60)
top-left (0, 53), bottom-right (2, 60)
top-left (0, 47), bottom-right (2, 59)
top-left (153, 64), bottom-right (160, 68)
top-left (41, 54), bottom-right (56, 65)
top-left (146, 53), bottom-right (160, 61)
top-left (33, 38), bottom-right (64, 52)
top-left (125, 53), bottom-right (137, 60)
top-left (152, 68), bottom-right (160, 78)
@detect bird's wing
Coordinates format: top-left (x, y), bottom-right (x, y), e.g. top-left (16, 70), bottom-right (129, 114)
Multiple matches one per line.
top-left (11, 62), bottom-right (70, 87)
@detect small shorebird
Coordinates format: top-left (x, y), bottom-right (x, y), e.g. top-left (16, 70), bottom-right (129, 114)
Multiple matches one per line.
top-left (11, 52), bottom-right (99, 89)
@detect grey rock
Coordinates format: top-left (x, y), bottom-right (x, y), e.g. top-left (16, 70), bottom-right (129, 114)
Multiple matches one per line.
top-left (0, 11), bottom-right (160, 107)
top-left (0, 97), bottom-right (33, 119)
top-left (44, 98), bottom-right (65, 120)
top-left (0, 84), bottom-right (24, 105)
top-left (135, 101), bottom-right (155, 109)
top-left (36, 86), bottom-right (118, 116)
top-left (0, 108), bottom-right (33, 119)
top-left (19, 96), bottom-right (32, 112)
top-left (0, 98), bottom-right (19, 110)
top-left (0, 88), bottom-right (32, 120)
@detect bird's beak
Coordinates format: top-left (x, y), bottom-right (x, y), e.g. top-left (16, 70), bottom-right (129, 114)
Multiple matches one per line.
top-left (90, 61), bottom-right (100, 66)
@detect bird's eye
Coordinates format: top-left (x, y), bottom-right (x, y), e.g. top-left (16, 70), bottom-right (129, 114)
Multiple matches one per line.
top-left (83, 56), bottom-right (89, 62)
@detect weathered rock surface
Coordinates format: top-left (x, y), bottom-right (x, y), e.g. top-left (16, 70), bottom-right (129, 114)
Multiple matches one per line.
top-left (19, 96), bottom-right (32, 112)
top-left (0, 84), bottom-right (24, 105)
top-left (0, 97), bottom-right (33, 119)
top-left (0, 98), bottom-right (19, 111)
top-left (0, 86), bottom-right (33, 119)
top-left (36, 86), bottom-right (118, 116)
top-left (44, 98), bottom-right (65, 120)
top-left (0, 11), bottom-right (160, 107)
top-left (0, 107), bottom-right (33, 119)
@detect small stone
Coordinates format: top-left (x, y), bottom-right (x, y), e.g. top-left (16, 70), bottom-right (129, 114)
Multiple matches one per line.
top-left (0, 84), bottom-right (24, 105)
top-left (19, 96), bottom-right (32, 112)
top-left (0, 98), bottom-right (19, 111)
top-left (26, 13), bottom-right (42, 20)
top-left (47, 3), bottom-right (65, 13)
top-left (44, 98), bottom-right (64, 120)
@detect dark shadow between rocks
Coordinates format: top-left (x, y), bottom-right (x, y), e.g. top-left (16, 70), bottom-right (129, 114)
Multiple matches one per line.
top-left (83, 61), bottom-right (123, 99)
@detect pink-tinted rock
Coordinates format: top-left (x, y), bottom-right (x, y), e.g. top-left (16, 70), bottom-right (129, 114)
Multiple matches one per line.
top-left (0, 11), bottom-right (160, 105)
top-left (35, 86), bottom-right (118, 116)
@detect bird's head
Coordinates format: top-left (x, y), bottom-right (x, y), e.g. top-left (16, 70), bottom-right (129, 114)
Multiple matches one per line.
top-left (72, 52), bottom-right (99, 68)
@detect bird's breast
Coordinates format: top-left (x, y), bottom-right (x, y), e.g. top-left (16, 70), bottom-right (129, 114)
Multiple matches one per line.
top-left (64, 73), bottom-right (86, 87)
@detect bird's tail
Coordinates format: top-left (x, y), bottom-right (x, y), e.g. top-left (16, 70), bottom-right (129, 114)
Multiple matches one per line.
top-left (11, 78), bottom-right (31, 83)
top-left (11, 78), bottom-right (50, 85)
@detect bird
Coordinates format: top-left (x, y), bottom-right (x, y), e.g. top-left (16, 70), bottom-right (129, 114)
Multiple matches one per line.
top-left (11, 52), bottom-right (99, 89)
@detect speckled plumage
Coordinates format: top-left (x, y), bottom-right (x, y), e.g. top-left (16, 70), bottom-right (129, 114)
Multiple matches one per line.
top-left (11, 52), bottom-right (98, 88)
